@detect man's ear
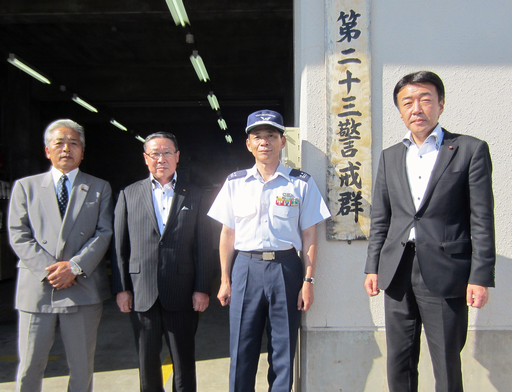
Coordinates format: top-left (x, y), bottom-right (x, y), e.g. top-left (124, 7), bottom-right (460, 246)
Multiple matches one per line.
top-left (438, 98), bottom-right (445, 115)
top-left (280, 135), bottom-right (286, 150)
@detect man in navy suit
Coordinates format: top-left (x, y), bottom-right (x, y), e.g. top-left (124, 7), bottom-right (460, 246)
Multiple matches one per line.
top-left (364, 71), bottom-right (495, 392)
top-left (112, 132), bottom-right (213, 392)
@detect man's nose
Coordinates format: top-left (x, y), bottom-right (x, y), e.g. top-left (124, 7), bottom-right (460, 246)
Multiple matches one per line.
top-left (412, 100), bottom-right (423, 114)
top-left (62, 143), bottom-right (70, 151)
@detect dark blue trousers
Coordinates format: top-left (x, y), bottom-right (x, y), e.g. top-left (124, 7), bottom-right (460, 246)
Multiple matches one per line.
top-left (229, 251), bottom-right (303, 392)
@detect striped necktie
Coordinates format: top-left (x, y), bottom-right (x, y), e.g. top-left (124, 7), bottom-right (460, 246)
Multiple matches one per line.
top-left (57, 175), bottom-right (68, 218)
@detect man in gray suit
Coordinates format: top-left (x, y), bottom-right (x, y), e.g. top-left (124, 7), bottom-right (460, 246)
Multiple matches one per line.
top-left (364, 71), bottom-right (495, 392)
top-left (112, 132), bottom-right (213, 392)
top-left (8, 119), bottom-right (113, 392)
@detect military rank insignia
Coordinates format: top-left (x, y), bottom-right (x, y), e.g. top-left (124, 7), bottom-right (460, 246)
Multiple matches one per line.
top-left (276, 193), bottom-right (299, 207)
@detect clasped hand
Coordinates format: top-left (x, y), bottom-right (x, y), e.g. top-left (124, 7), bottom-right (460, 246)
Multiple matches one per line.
top-left (46, 261), bottom-right (76, 290)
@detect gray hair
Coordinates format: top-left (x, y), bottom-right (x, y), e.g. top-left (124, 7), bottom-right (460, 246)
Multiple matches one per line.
top-left (44, 119), bottom-right (86, 148)
top-left (143, 132), bottom-right (179, 152)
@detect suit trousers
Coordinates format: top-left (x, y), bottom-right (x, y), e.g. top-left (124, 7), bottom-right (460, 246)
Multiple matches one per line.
top-left (229, 251), bottom-right (303, 392)
top-left (384, 243), bottom-right (468, 392)
top-left (130, 298), bottom-right (199, 392)
top-left (16, 303), bottom-right (103, 392)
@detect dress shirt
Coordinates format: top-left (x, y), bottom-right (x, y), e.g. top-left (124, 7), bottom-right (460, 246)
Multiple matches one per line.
top-left (151, 173), bottom-right (176, 235)
top-left (208, 163), bottom-right (331, 252)
top-left (50, 166), bottom-right (78, 196)
top-left (403, 124), bottom-right (444, 241)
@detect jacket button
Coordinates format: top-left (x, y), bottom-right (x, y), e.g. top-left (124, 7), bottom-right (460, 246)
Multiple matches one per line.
top-left (160, 241), bottom-right (164, 246)
top-left (42, 240), bottom-right (47, 244)
top-left (414, 216), bottom-right (420, 221)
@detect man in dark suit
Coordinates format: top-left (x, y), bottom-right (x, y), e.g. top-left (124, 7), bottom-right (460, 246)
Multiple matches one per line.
top-left (112, 132), bottom-right (213, 392)
top-left (8, 119), bottom-right (113, 392)
top-left (364, 71), bottom-right (495, 392)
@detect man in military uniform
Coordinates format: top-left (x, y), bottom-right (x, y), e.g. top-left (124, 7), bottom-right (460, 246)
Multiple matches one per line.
top-left (208, 110), bottom-right (331, 392)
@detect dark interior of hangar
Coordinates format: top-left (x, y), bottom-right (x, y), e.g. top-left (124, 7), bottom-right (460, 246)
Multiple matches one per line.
top-left (0, 0), bottom-right (294, 194)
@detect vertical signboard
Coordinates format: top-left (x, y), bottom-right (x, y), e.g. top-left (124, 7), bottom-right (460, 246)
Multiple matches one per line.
top-left (326, 0), bottom-right (372, 240)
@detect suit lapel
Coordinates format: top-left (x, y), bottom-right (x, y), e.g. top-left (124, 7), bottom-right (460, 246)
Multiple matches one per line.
top-left (141, 178), bottom-right (161, 235)
top-left (40, 171), bottom-right (62, 236)
top-left (395, 144), bottom-right (416, 212)
top-left (418, 129), bottom-right (458, 212)
top-left (67, 172), bottom-right (89, 224)
top-left (58, 171), bottom-right (89, 252)
top-left (162, 181), bottom-right (186, 236)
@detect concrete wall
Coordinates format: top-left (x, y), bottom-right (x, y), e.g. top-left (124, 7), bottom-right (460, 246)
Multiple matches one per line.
top-left (294, 0), bottom-right (512, 390)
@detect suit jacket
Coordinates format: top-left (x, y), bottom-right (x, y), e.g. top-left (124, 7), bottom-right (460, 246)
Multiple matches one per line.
top-left (111, 178), bottom-right (214, 312)
top-left (8, 170), bottom-right (113, 312)
top-left (365, 129), bottom-right (495, 298)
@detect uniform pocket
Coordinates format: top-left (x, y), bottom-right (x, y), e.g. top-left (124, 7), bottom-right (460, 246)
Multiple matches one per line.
top-left (233, 203), bottom-right (257, 221)
top-left (273, 206), bottom-right (300, 220)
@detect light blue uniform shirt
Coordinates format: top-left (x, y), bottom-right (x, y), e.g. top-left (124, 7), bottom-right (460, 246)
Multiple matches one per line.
top-left (208, 163), bottom-right (331, 251)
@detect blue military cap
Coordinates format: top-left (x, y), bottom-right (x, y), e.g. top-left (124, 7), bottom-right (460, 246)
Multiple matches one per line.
top-left (245, 109), bottom-right (285, 134)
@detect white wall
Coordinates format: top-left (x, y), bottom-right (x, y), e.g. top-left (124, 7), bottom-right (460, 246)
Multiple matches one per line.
top-left (295, 0), bottom-right (512, 390)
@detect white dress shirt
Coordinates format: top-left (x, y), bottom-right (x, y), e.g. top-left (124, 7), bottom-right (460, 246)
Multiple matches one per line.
top-left (50, 166), bottom-right (78, 195)
top-left (403, 124), bottom-right (444, 241)
top-left (151, 173), bottom-right (176, 235)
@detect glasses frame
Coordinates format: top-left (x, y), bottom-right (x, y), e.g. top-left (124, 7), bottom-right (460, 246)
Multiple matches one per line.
top-left (144, 150), bottom-right (178, 160)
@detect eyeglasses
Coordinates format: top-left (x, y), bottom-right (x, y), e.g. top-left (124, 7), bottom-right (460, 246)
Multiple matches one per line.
top-left (145, 151), bottom-right (177, 160)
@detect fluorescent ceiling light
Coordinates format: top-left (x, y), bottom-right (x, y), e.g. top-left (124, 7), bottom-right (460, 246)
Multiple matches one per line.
top-left (218, 118), bottom-right (227, 130)
top-left (7, 54), bottom-right (51, 84)
top-left (72, 94), bottom-right (98, 113)
top-left (110, 118), bottom-right (128, 131)
top-left (207, 92), bottom-right (220, 110)
top-left (190, 50), bottom-right (210, 82)
top-left (135, 135), bottom-right (146, 143)
top-left (165, 0), bottom-right (190, 27)
top-left (225, 134), bottom-right (233, 143)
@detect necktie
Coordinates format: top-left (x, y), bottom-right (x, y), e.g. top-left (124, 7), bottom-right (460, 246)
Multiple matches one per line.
top-left (57, 175), bottom-right (68, 218)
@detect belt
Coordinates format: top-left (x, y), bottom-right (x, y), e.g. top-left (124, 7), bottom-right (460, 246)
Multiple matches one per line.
top-left (239, 248), bottom-right (297, 261)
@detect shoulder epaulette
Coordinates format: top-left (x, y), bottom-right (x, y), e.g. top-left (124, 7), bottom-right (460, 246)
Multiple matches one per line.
top-left (228, 170), bottom-right (247, 181)
top-left (289, 169), bottom-right (311, 182)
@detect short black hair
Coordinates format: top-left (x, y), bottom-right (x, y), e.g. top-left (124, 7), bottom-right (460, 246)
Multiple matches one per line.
top-left (393, 71), bottom-right (445, 107)
top-left (143, 132), bottom-right (179, 152)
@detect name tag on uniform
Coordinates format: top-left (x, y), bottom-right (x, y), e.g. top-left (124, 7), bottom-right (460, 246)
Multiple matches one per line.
top-left (276, 193), bottom-right (299, 207)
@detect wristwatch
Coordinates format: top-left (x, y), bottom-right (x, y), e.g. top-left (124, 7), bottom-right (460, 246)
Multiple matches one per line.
top-left (303, 277), bottom-right (315, 284)
top-left (70, 261), bottom-right (83, 276)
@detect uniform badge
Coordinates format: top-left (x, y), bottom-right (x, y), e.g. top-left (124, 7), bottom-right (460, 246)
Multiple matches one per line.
top-left (276, 193), bottom-right (299, 207)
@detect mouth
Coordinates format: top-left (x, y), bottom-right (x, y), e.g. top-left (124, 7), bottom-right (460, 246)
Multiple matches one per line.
top-left (411, 118), bottom-right (426, 124)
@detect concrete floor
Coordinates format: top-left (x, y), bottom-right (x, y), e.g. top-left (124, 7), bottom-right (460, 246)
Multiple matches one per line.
top-left (0, 277), bottom-right (269, 391)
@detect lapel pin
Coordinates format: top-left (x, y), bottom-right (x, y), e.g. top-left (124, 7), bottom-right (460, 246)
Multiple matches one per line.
top-left (448, 146), bottom-right (454, 150)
